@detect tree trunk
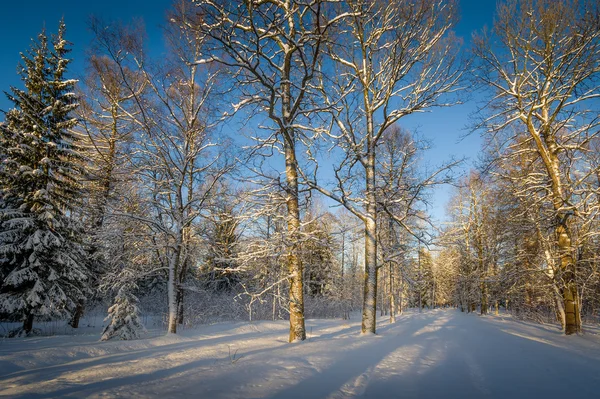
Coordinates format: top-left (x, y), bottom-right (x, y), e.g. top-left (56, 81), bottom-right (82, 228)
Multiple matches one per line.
top-left (380, 267), bottom-right (386, 316)
top-left (362, 150), bottom-right (378, 334)
top-left (530, 115), bottom-right (581, 334)
top-left (387, 217), bottom-right (396, 323)
top-left (562, 276), bottom-right (580, 334)
top-left (167, 256), bottom-right (177, 334)
top-left (176, 288), bottom-right (184, 325)
top-left (168, 217), bottom-right (187, 335)
top-left (341, 233), bottom-right (348, 321)
top-left (389, 262), bottom-right (396, 323)
top-left (23, 312), bottom-right (34, 334)
top-left (285, 139), bottom-right (306, 342)
top-left (278, 31), bottom-right (307, 341)
top-left (418, 245), bottom-right (422, 313)
top-left (557, 221), bottom-right (581, 334)
top-left (398, 273), bottom-right (403, 316)
top-left (69, 301), bottom-right (84, 328)
top-left (480, 280), bottom-right (488, 315)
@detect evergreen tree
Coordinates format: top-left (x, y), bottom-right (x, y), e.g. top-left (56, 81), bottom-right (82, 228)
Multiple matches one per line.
top-left (0, 21), bottom-right (90, 335)
top-left (101, 282), bottom-right (145, 341)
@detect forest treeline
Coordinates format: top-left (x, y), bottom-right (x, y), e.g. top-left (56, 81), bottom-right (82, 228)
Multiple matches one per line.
top-left (0, 0), bottom-right (598, 340)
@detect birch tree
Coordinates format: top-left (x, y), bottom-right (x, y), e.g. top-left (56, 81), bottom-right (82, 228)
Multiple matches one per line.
top-left (473, 0), bottom-right (600, 334)
top-left (90, 5), bottom-right (228, 334)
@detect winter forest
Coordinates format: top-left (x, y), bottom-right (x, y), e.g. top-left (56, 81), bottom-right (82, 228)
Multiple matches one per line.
top-left (1, 0), bottom-right (600, 398)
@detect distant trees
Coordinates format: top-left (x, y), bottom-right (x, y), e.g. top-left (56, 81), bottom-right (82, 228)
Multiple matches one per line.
top-left (72, 16), bottom-right (150, 331)
top-left (433, 247), bottom-right (460, 308)
top-left (443, 173), bottom-right (500, 314)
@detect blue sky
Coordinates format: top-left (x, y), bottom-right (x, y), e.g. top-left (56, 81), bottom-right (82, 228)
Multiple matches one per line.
top-left (0, 0), bottom-right (497, 224)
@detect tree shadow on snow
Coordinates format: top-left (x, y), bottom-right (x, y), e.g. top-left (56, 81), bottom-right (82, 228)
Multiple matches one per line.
top-left (4, 311), bottom-right (600, 399)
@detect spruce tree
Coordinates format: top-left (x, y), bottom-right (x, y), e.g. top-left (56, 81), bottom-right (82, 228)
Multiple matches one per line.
top-left (0, 21), bottom-right (90, 335)
top-left (101, 282), bottom-right (146, 341)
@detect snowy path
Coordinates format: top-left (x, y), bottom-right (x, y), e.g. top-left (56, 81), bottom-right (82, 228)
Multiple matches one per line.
top-left (1, 310), bottom-right (599, 398)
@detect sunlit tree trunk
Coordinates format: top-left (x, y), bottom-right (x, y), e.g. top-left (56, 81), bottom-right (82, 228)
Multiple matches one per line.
top-left (285, 139), bottom-right (306, 342)
top-left (398, 273), bottom-right (404, 315)
top-left (557, 222), bottom-right (581, 334)
top-left (389, 261), bottom-right (396, 323)
top-left (362, 149), bottom-right (378, 334)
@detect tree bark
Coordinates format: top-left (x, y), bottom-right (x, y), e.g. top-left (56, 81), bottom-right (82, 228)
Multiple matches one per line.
top-left (398, 273), bottom-right (403, 315)
top-left (176, 287), bottom-right (184, 325)
top-left (478, 230), bottom-right (487, 315)
top-left (527, 100), bottom-right (582, 334)
top-left (389, 261), bottom-right (396, 323)
top-left (418, 246), bottom-right (423, 313)
top-left (480, 280), bottom-right (488, 315)
top-left (167, 255), bottom-right (177, 334)
top-left (556, 221), bottom-right (581, 334)
top-left (285, 140), bottom-right (306, 342)
top-left (380, 266), bottom-right (386, 316)
top-left (362, 150), bottom-right (378, 334)
top-left (553, 287), bottom-right (566, 328)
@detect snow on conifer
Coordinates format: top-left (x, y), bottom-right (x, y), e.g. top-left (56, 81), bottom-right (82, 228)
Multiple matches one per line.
top-left (101, 282), bottom-right (146, 341)
top-left (0, 20), bottom-right (91, 335)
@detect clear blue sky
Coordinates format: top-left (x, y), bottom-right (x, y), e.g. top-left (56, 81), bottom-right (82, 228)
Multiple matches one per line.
top-left (0, 0), bottom-right (497, 224)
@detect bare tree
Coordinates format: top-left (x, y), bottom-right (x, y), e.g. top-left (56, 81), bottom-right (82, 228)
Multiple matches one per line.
top-left (78, 47), bottom-right (144, 230)
top-left (308, 0), bottom-right (462, 333)
top-left (71, 35), bottom-right (147, 329)
top-left (90, 4), bottom-right (229, 334)
top-left (192, 0), bottom-right (346, 342)
top-left (473, 0), bottom-right (600, 334)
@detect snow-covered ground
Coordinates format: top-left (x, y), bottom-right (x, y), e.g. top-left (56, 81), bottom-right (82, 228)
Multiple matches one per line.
top-left (1, 309), bottom-right (599, 398)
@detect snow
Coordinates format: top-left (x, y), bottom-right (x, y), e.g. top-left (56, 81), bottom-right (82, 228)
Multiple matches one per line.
top-left (1, 310), bottom-right (600, 398)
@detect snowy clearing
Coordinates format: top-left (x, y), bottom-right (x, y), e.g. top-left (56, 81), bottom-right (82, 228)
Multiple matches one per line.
top-left (1, 310), bottom-right (599, 399)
